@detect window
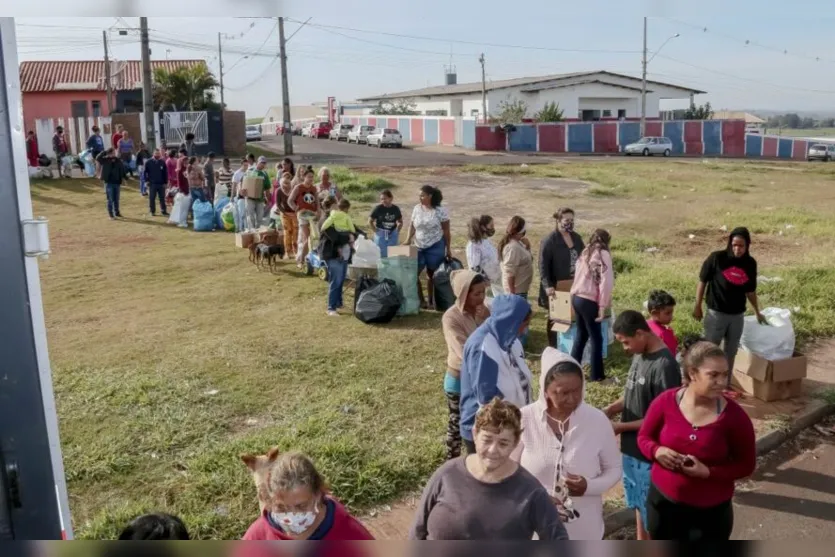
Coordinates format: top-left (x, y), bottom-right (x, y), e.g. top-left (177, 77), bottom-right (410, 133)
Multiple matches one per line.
top-left (602, 110), bottom-right (612, 118)
top-left (618, 109), bottom-right (627, 119)
top-left (425, 110), bottom-right (448, 116)
top-left (471, 109), bottom-right (480, 117)
top-left (91, 100), bottom-right (101, 117)
top-left (70, 100), bottom-right (88, 118)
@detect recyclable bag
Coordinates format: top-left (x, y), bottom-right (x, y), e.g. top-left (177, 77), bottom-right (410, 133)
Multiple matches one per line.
top-left (355, 278), bottom-right (404, 324)
top-left (377, 257), bottom-right (420, 316)
top-left (214, 197), bottom-right (231, 230)
top-left (353, 237), bottom-right (381, 268)
top-left (235, 198), bottom-right (247, 232)
top-left (220, 203), bottom-right (237, 231)
top-left (193, 200), bottom-right (215, 232)
top-left (432, 258), bottom-right (465, 312)
top-left (740, 307), bottom-right (796, 361)
top-left (168, 193), bottom-right (191, 228)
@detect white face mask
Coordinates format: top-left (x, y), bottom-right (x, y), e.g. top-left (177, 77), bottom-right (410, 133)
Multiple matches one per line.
top-left (270, 503), bottom-right (318, 535)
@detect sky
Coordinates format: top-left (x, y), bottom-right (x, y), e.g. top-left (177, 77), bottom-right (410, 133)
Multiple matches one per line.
top-left (12, 2), bottom-right (835, 118)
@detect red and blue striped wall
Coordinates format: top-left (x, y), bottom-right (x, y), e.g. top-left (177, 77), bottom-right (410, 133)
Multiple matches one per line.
top-left (474, 119), bottom-right (748, 156)
top-left (744, 134), bottom-right (811, 160)
top-left (342, 116), bottom-right (476, 149)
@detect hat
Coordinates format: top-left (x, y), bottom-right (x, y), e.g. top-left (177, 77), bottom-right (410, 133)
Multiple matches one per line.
top-left (257, 156), bottom-right (267, 164)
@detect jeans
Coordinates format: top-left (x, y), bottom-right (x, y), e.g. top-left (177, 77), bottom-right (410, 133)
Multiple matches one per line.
top-left (148, 182), bottom-right (167, 214)
top-left (647, 482), bottom-right (734, 541)
top-left (703, 309), bottom-right (745, 386)
top-left (246, 199), bottom-right (265, 230)
top-left (374, 228), bottom-right (399, 258)
top-left (326, 258), bottom-right (348, 311)
top-left (139, 165), bottom-right (147, 195)
top-left (191, 187), bottom-right (206, 205)
top-left (571, 296), bottom-right (605, 381)
top-left (105, 182), bottom-right (121, 217)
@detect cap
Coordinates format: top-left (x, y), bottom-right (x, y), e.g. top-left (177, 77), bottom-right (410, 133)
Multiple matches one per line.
top-left (257, 156), bottom-right (267, 163)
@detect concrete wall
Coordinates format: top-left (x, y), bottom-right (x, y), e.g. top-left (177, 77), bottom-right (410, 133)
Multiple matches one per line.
top-left (22, 91), bottom-right (110, 134)
top-left (341, 115), bottom-right (477, 149)
top-left (223, 110), bottom-right (247, 156)
top-left (744, 134), bottom-right (815, 161)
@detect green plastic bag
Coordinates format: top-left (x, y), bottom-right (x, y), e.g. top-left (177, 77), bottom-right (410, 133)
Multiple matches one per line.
top-left (377, 257), bottom-right (420, 316)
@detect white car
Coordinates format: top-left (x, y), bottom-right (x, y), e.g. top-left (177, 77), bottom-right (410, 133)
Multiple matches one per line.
top-left (623, 136), bottom-right (672, 156)
top-left (245, 125), bottom-right (262, 142)
top-left (367, 128), bottom-right (403, 148)
top-left (300, 124), bottom-right (314, 138)
top-left (347, 125), bottom-right (375, 144)
top-left (329, 124), bottom-right (354, 141)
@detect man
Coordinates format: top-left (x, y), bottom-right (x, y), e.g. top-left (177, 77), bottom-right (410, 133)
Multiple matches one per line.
top-left (604, 310), bottom-right (682, 541)
top-left (52, 126), bottom-right (70, 178)
top-left (242, 156), bottom-right (271, 229)
top-left (231, 158), bottom-right (249, 199)
top-left (179, 132), bottom-right (196, 157)
top-left (203, 151), bottom-right (216, 203)
top-left (144, 148), bottom-right (169, 217)
top-left (96, 148), bottom-right (127, 219)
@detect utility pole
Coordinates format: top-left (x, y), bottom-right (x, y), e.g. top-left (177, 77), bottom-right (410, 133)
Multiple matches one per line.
top-left (278, 17), bottom-right (293, 156)
top-left (479, 53), bottom-right (487, 124)
top-left (218, 32), bottom-right (225, 110)
top-left (103, 30), bottom-right (113, 114)
top-left (640, 16), bottom-right (648, 137)
top-left (139, 17), bottom-right (155, 151)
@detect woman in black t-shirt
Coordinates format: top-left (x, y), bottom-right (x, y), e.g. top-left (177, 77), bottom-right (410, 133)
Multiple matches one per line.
top-left (368, 189), bottom-right (403, 257)
top-left (693, 227), bottom-right (765, 383)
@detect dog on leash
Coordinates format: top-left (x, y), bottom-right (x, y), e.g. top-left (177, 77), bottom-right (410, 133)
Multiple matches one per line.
top-left (241, 447), bottom-right (280, 513)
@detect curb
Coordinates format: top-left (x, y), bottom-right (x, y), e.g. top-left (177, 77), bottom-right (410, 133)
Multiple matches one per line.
top-left (602, 400), bottom-right (835, 536)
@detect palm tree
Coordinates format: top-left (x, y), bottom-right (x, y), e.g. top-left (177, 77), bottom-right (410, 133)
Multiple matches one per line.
top-left (153, 65), bottom-right (220, 111)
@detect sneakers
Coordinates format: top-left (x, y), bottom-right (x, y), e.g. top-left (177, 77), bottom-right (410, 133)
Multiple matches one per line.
top-left (326, 310), bottom-right (339, 317)
top-left (115, 213), bottom-right (123, 218)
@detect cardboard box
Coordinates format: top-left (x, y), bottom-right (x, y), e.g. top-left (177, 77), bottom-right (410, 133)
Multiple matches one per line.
top-left (258, 229), bottom-right (281, 246)
top-left (732, 370), bottom-right (803, 402)
top-left (734, 349), bottom-right (807, 382)
top-left (235, 232), bottom-right (255, 249)
top-left (548, 280), bottom-right (575, 332)
top-left (241, 175), bottom-right (264, 200)
top-left (387, 245), bottom-right (418, 258)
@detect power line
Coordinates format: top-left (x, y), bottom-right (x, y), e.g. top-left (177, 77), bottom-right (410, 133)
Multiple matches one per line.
top-left (222, 24), bottom-right (277, 76)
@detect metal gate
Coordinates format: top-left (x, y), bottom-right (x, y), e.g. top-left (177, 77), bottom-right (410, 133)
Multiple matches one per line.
top-left (163, 111), bottom-right (208, 146)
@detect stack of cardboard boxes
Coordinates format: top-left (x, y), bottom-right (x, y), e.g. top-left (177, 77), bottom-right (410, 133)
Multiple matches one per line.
top-left (732, 348), bottom-right (807, 402)
top-left (235, 227), bottom-right (282, 249)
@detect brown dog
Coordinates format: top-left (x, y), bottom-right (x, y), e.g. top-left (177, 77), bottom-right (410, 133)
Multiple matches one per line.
top-left (241, 446), bottom-right (280, 513)
top-left (249, 242), bottom-right (266, 266)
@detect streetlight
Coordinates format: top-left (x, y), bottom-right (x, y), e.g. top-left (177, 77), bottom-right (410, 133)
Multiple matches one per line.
top-left (641, 17), bottom-right (679, 135)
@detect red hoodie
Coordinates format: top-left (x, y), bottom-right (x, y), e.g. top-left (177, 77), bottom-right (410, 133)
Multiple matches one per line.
top-left (242, 497), bottom-right (374, 541)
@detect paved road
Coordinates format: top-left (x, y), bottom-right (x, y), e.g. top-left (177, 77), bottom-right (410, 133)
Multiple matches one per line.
top-left (732, 418), bottom-right (835, 540)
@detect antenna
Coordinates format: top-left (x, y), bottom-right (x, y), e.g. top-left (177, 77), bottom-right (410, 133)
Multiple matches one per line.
top-left (444, 44), bottom-right (457, 86)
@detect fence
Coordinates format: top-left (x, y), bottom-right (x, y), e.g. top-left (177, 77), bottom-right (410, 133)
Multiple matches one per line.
top-left (35, 116), bottom-right (112, 159)
top-left (743, 134), bottom-right (815, 161)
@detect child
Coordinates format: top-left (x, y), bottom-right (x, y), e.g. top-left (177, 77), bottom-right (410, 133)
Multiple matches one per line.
top-left (322, 198), bottom-right (357, 261)
top-left (647, 289), bottom-right (678, 355)
top-left (136, 142), bottom-right (151, 196)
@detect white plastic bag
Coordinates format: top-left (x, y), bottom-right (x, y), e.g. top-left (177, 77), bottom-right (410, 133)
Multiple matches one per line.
top-left (167, 193), bottom-right (191, 228)
top-left (353, 237), bottom-right (380, 268)
top-left (740, 307), bottom-right (795, 361)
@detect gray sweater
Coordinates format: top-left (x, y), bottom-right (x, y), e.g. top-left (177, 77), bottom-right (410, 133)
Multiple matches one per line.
top-left (409, 457), bottom-right (569, 540)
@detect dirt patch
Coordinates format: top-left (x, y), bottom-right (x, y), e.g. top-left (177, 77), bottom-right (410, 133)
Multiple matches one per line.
top-left (672, 228), bottom-right (792, 264)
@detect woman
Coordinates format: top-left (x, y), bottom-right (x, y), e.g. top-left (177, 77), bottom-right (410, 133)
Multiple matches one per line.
top-left (465, 215), bottom-right (502, 297)
top-left (410, 398), bottom-right (568, 540)
top-left (117, 130), bottom-right (135, 178)
top-left (274, 172), bottom-right (297, 259)
top-left (291, 164), bottom-right (307, 187)
top-left (289, 168), bottom-right (321, 267)
top-left (539, 208), bottom-right (585, 347)
top-left (403, 185), bottom-right (451, 309)
top-left (281, 157), bottom-right (295, 181)
top-left (319, 198), bottom-right (353, 316)
top-left (176, 149), bottom-right (189, 194)
top-left (569, 229), bottom-right (614, 382)
top-left (499, 216), bottom-right (534, 298)
top-left (317, 166), bottom-right (342, 201)
top-left (459, 294), bottom-right (532, 455)
top-left (26, 130), bottom-right (39, 168)
top-left (186, 156), bottom-right (206, 203)
top-left (694, 227), bottom-right (764, 381)
top-left (638, 339), bottom-right (756, 541)
top-left (441, 270), bottom-right (490, 460)
top-left (243, 451), bottom-right (374, 540)
top-left (217, 157), bottom-right (234, 199)
top-left (368, 189), bottom-right (402, 258)
top-left (513, 348), bottom-right (621, 540)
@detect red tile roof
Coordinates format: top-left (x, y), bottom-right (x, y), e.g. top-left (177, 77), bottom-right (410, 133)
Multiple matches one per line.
top-left (19, 59), bottom-right (208, 93)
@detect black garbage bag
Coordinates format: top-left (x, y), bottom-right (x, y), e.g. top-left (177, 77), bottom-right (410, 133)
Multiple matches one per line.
top-left (38, 154), bottom-right (51, 167)
top-left (353, 275), bottom-right (378, 313)
top-left (355, 278), bottom-right (404, 324)
top-left (433, 257), bottom-right (465, 312)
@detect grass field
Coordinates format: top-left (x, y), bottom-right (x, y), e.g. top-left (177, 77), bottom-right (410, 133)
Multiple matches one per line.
top-left (34, 158), bottom-right (835, 539)
top-left (766, 127), bottom-right (835, 138)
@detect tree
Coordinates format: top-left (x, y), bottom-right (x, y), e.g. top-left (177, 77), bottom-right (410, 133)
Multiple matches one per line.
top-left (153, 65), bottom-right (220, 111)
top-left (683, 102), bottom-right (714, 120)
top-left (535, 101), bottom-right (564, 122)
top-left (369, 99), bottom-right (419, 115)
top-left (491, 98), bottom-right (528, 125)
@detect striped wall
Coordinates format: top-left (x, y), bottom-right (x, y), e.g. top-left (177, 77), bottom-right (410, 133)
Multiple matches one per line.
top-left (744, 134), bottom-right (815, 161)
top-left (342, 115), bottom-right (477, 149)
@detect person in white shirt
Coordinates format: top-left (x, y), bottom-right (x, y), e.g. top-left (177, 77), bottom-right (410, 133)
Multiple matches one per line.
top-left (513, 348), bottom-right (622, 540)
top-left (466, 215), bottom-right (503, 297)
top-left (231, 158), bottom-right (249, 199)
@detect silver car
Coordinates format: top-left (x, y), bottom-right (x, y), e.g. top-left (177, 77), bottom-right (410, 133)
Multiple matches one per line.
top-left (329, 124), bottom-right (354, 141)
top-left (367, 128), bottom-right (403, 148)
top-left (807, 143), bottom-right (835, 162)
top-left (347, 125), bottom-right (375, 144)
top-left (624, 136), bottom-right (673, 157)
top-left (245, 125), bottom-right (262, 142)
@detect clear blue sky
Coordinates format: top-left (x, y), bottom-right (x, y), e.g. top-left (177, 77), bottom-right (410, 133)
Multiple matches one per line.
top-left (13, 3), bottom-right (835, 117)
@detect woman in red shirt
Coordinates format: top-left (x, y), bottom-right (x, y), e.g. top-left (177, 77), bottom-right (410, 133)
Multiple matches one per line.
top-left (638, 338), bottom-right (756, 540)
top-left (176, 149), bottom-right (189, 194)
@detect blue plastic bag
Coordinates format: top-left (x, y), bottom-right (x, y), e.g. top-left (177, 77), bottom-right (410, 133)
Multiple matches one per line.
top-left (193, 200), bottom-right (215, 232)
top-left (214, 197), bottom-right (231, 230)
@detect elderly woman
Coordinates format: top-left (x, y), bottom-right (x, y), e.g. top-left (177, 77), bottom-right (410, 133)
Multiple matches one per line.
top-left (403, 185), bottom-right (451, 309)
top-left (410, 398), bottom-right (568, 540)
top-left (317, 166), bottom-right (342, 202)
top-left (243, 451), bottom-right (374, 540)
top-left (513, 348), bottom-right (621, 540)
top-left (539, 208), bottom-right (585, 347)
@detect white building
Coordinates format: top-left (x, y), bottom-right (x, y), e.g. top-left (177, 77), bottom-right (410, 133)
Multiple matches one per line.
top-left (358, 70), bottom-right (704, 121)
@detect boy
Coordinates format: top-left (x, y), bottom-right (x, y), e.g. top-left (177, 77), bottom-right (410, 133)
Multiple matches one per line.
top-left (647, 289), bottom-right (678, 355)
top-left (322, 198), bottom-right (357, 261)
top-left (604, 310), bottom-right (681, 541)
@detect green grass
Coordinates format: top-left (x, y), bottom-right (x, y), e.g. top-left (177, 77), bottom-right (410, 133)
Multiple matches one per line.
top-left (32, 158), bottom-right (835, 539)
top-left (246, 117), bottom-right (264, 125)
top-left (765, 127), bottom-right (835, 138)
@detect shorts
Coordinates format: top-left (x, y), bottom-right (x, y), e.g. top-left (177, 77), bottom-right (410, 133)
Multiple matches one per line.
top-left (622, 454), bottom-right (652, 527)
top-left (417, 239), bottom-right (446, 273)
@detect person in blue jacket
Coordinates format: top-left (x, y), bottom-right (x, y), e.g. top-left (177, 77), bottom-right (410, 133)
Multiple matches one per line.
top-left (143, 148), bottom-right (169, 217)
top-left (459, 294), bottom-right (533, 454)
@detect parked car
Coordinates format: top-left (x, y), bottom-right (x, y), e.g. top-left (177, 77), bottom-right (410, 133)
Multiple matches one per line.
top-left (311, 121), bottom-right (333, 139)
top-left (300, 123), bottom-right (314, 137)
top-left (623, 136), bottom-right (672, 156)
top-left (367, 128), bottom-right (403, 148)
top-left (329, 124), bottom-right (354, 141)
top-left (347, 125), bottom-right (375, 144)
top-left (807, 143), bottom-right (835, 161)
top-left (245, 125), bottom-right (262, 142)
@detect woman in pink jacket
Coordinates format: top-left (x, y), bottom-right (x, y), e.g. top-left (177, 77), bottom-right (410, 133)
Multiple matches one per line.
top-left (569, 229), bottom-right (614, 382)
top-left (513, 348), bottom-right (622, 539)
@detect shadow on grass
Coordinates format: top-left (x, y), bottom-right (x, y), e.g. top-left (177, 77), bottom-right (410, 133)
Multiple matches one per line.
top-left (31, 178), bottom-right (103, 195)
top-left (30, 192), bottom-right (79, 207)
top-left (383, 311), bottom-right (443, 330)
top-left (120, 216), bottom-right (175, 229)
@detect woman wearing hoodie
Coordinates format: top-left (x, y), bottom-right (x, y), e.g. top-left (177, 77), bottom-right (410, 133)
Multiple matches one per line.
top-left (441, 270), bottom-right (491, 459)
top-left (513, 348), bottom-right (622, 540)
top-left (694, 227), bottom-right (765, 379)
top-left (570, 229), bottom-right (615, 382)
top-left (459, 294), bottom-right (533, 455)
